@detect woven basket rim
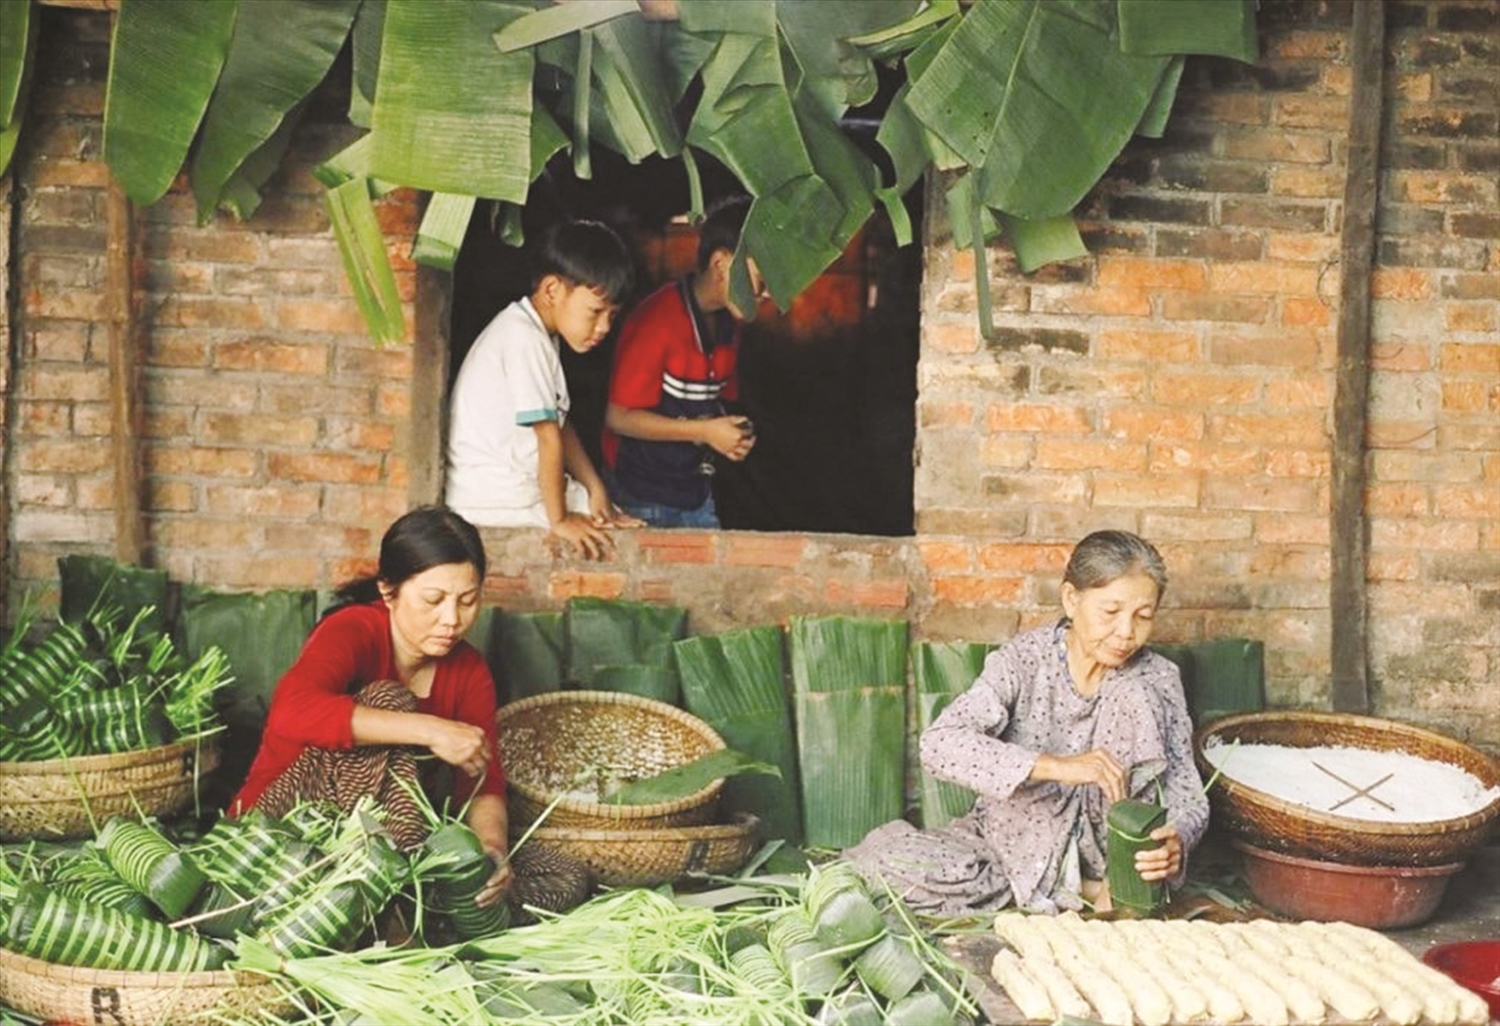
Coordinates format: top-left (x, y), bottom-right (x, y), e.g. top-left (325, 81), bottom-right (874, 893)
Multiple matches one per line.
top-left (0, 737), bottom-right (218, 776)
top-left (1196, 710), bottom-right (1500, 839)
top-left (497, 689), bottom-right (727, 819)
top-left (526, 810), bottom-right (761, 843)
top-left (0, 945), bottom-right (272, 990)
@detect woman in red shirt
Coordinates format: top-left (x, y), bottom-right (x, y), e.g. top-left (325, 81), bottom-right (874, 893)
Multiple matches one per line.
top-left (232, 506), bottom-right (580, 914)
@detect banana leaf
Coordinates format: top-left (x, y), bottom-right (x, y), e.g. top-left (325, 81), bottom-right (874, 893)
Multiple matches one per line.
top-left (326, 175), bottom-right (405, 343)
top-left (1117, 0), bottom-right (1259, 62)
top-left (494, 0), bottom-right (638, 51)
top-left (175, 586), bottom-right (316, 806)
top-left (591, 15), bottom-right (684, 160)
top-left (603, 748), bottom-right (780, 806)
top-left (57, 554), bottom-right (169, 636)
top-left (1151, 638), bottom-right (1265, 728)
top-left (674, 626), bottom-right (802, 843)
top-left (103, 0), bottom-right (237, 205)
top-left (903, 0), bottom-right (1170, 220)
top-left (0, 0), bottom-right (36, 177)
top-left (789, 616), bottom-right (908, 849)
top-left (190, 0), bottom-right (359, 221)
top-left (485, 609), bottom-right (566, 702)
top-left (912, 641), bottom-right (990, 829)
top-left (592, 663), bottom-right (677, 704)
top-left (845, 0), bottom-right (960, 61)
top-left (775, 0), bottom-right (917, 119)
top-left (216, 101), bottom-right (306, 220)
top-left (348, 0), bottom-right (386, 128)
top-left (1135, 55), bottom-right (1186, 139)
top-left (370, 0), bottom-right (536, 201)
top-left (998, 211), bottom-right (1088, 275)
top-left (313, 133), bottom-right (398, 195)
top-left (412, 192), bottom-right (477, 272)
top-left (565, 597), bottom-right (687, 705)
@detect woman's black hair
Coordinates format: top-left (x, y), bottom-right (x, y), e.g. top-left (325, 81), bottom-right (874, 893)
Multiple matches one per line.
top-left (330, 505), bottom-right (487, 609)
top-left (530, 219), bottom-right (634, 305)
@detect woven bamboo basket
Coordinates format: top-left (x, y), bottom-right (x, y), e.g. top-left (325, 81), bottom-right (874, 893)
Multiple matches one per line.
top-left (1195, 711), bottom-right (1500, 867)
top-left (523, 812), bottom-right (763, 887)
top-left (497, 690), bottom-right (726, 830)
top-left (0, 947), bottom-right (290, 1026)
top-left (0, 739), bottom-right (220, 842)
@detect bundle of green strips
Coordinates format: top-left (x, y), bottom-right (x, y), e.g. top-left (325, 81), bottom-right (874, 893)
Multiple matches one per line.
top-left (0, 602), bottom-right (232, 762)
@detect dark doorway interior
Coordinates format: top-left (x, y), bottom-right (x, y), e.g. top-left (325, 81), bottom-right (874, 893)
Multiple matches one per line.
top-left (449, 149), bottom-right (919, 537)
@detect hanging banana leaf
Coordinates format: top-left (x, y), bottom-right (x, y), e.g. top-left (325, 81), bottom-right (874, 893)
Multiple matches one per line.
top-left (1117, 0), bottom-right (1259, 61)
top-left (215, 100), bottom-right (306, 221)
top-left (903, 0), bottom-right (1170, 220)
top-left (103, 0), bottom-right (237, 205)
top-left (412, 192), bottom-right (477, 272)
top-left (674, 626), bottom-right (802, 843)
top-left (370, 0), bottom-right (536, 200)
top-left (845, 0), bottom-right (961, 62)
top-left (327, 175), bottom-right (406, 343)
top-left (789, 616), bottom-right (908, 849)
top-left (492, 0), bottom-right (638, 51)
top-left (912, 641), bottom-right (990, 829)
top-left (1135, 55), bottom-right (1187, 139)
top-left (0, 0), bottom-right (35, 176)
top-left (591, 15), bottom-right (684, 159)
top-left (190, 0), bottom-right (361, 221)
top-left (998, 211), bottom-right (1088, 274)
top-left (775, 0), bottom-right (917, 119)
top-left (348, 0), bottom-right (387, 128)
top-left (313, 133), bottom-right (399, 196)
top-left (676, 0), bottom-right (774, 35)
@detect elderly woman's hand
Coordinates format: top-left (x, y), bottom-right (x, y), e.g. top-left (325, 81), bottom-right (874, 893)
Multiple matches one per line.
top-left (1135, 824), bottom-right (1183, 881)
top-left (1031, 748), bottom-right (1128, 803)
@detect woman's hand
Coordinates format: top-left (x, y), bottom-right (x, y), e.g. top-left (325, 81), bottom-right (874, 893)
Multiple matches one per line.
top-left (1031, 749), bottom-right (1128, 803)
top-left (475, 847), bottom-right (514, 908)
top-left (427, 718), bottom-right (490, 780)
top-left (1135, 824), bottom-right (1183, 881)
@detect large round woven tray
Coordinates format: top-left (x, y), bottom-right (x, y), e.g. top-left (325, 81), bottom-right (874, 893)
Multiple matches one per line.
top-left (1194, 711), bottom-right (1500, 867)
top-left (0, 739), bottom-right (220, 842)
top-left (0, 947), bottom-right (290, 1026)
top-left (497, 690), bottom-right (726, 830)
top-left (523, 811), bottom-right (763, 887)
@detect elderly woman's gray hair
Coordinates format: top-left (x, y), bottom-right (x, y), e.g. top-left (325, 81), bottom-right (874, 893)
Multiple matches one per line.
top-left (1062, 530), bottom-right (1168, 599)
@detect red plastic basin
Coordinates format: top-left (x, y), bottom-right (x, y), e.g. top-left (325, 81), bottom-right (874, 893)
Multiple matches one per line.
top-left (1423, 940), bottom-right (1500, 1021)
top-left (1232, 838), bottom-right (1463, 929)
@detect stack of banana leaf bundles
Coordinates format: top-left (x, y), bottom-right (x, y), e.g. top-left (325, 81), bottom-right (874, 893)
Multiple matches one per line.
top-left (0, 799), bottom-right (505, 979)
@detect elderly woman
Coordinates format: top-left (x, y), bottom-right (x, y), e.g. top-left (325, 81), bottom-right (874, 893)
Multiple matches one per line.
top-left (847, 530), bottom-right (1208, 915)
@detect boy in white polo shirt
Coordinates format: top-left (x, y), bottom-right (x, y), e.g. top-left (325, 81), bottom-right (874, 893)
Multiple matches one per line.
top-left (445, 220), bottom-right (641, 559)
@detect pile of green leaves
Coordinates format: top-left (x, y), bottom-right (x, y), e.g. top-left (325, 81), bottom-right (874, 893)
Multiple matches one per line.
top-left (0, 604), bottom-right (232, 763)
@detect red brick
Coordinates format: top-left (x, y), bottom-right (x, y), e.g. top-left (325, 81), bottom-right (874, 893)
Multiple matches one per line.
top-left (339, 346), bottom-right (415, 379)
top-left (1372, 517), bottom-right (1482, 550)
top-left (1371, 342), bottom-right (1432, 372)
top-left (23, 289), bottom-right (103, 320)
top-left (142, 231), bottom-right (261, 263)
top-left (148, 333), bottom-right (211, 368)
top-left (1265, 375), bottom-right (1332, 408)
top-left (1441, 343), bottom-right (1500, 373)
top-left (1221, 132), bottom-right (1331, 165)
top-left (1371, 268), bottom-right (1434, 301)
top-left (1150, 443), bottom-right (1261, 475)
top-left (1365, 483), bottom-right (1429, 516)
top-left (1264, 449), bottom-right (1331, 478)
top-left (1033, 439), bottom-right (1146, 471)
top-left (1183, 93), bottom-right (1268, 124)
top-left (548, 571), bottom-right (628, 601)
top-left (976, 543), bottom-right (1070, 574)
top-left (1442, 380), bottom-right (1486, 412)
top-left (1369, 419), bottom-right (1438, 449)
top-left (196, 556), bottom-right (322, 590)
top-left (214, 338), bottom-right (330, 375)
top-left (17, 401), bottom-right (70, 436)
top-left (200, 413), bottom-right (319, 448)
top-left (71, 403), bottom-right (113, 437)
top-left (1273, 95), bottom-right (1348, 130)
top-left (1367, 552), bottom-right (1419, 582)
top-left (980, 436), bottom-right (1029, 467)
top-left (638, 532), bottom-right (716, 564)
top-left (376, 382), bottom-right (411, 418)
top-left (1274, 29), bottom-right (1345, 59)
top-left (920, 401), bottom-right (974, 429)
top-left (1442, 274), bottom-right (1500, 302)
top-left (326, 419), bottom-right (398, 452)
top-left (1445, 304), bottom-right (1497, 333)
top-left (1209, 328), bottom-right (1328, 369)
top-left (948, 247), bottom-right (975, 282)
top-left (1434, 487), bottom-right (1500, 519)
top-left (22, 366), bottom-right (108, 402)
top-left (267, 451), bottom-right (383, 485)
top-left (1096, 257), bottom-right (1206, 291)
top-left (1096, 329), bottom-right (1199, 361)
top-left (928, 321), bottom-right (979, 355)
top-left (1152, 371), bottom-right (1261, 406)
top-left (1205, 477), bottom-right (1322, 512)
top-left (725, 534), bottom-right (807, 568)
top-left (1281, 296), bottom-right (1332, 327)
top-left (1103, 408), bottom-right (1203, 442)
top-left (1394, 72), bottom-right (1432, 102)
top-left (1094, 474), bottom-right (1199, 508)
top-left (637, 579), bottom-right (678, 604)
top-left (1269, 167), bottom-right (1343, 199)
top-left (1035, 366), bottom-right (1147, 399)
top-left (931, 575), bottom-right (1026, 606)
top-left (154, 297), bottom-right (266, 330)
top-left (1209, 262), bottom-right (1320, 296)
top-left (31, 159), bottom-right (112, 188)
top-left (1029, 286), bottom-right (1152, 318)
top-left (1399, 171), bottom-right (1499, 206)
top-left (15, 475), bottom-right (71, 506)
top-left (1160, 293), bottom-right (1271, 324)
top-left (918, 542), bottom-right (972, 571)
top-left (146, 446), bottom-right (258, 478)
top-left (74, 478), bottom-right (119, 511)
top-left (986, 403), bottom-right (1092, 434)
top-left (274, 299), bottom-right (372, 335)
top-left (1212, 412), bottom-right (1325, 445)
top-left (1265, 233), bottom-right (1338, 263)
top-left (824, 578), bottom-right (909, 609)
top-left (1251, 513), bottom-right (1327, 545)
top-left (16, 440), bottom-right (111, 474)
top-left (203, 485), bottom-right (322, 517)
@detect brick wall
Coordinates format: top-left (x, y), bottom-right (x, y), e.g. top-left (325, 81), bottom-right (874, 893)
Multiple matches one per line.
top-left (2, 2), bottom-right (1497, 748)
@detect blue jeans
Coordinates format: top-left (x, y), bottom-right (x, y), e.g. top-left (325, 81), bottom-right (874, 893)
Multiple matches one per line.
top-left (610, 474), bottom-right (720, 528)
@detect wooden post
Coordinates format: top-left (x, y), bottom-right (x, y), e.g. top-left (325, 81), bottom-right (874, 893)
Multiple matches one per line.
top-left (409, 264), bottom-right (451, 507)
top-left (105, 179), bottom-right (144, 564)
top-left (1330, 0), bottom-right (1386, 714)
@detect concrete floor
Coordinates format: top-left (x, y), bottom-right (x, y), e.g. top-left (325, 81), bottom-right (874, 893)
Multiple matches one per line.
top-left (1386, 835), bottom-right (1500, 959)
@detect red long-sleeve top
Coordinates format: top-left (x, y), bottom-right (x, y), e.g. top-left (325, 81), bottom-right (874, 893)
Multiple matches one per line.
top-left (230, 601), bottom-right (505, 814)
